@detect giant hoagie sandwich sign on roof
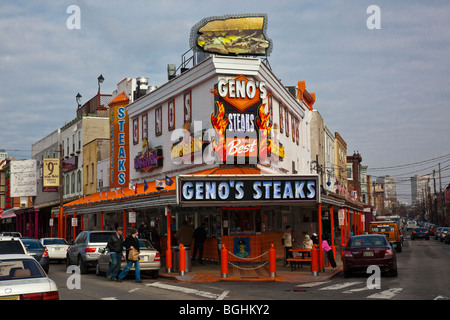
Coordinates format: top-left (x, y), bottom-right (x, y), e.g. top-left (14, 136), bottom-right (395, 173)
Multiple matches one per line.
top-left (190, 14), bottom-right (273, 56)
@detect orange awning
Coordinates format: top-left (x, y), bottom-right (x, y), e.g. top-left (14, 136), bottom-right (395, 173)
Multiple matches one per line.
top-left (63, 166), bottom-right (273, 209)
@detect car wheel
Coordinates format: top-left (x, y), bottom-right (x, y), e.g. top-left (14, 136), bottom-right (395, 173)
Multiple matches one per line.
top-left (396, 243), bottom-right (402, 252)
top-left (78, 256), bottom-right (88, 274)
top-left (66, 255), bottom-right (72, 268)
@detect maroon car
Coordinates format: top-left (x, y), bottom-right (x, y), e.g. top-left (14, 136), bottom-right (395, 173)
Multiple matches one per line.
top-left (343, 234), bottom-right (398, 278)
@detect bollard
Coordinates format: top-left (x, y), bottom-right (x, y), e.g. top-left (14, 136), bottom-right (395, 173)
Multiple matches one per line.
top-left (311, 245), bottom-right (319, 276)
top-left (221, 244), bottom-right (228, 278)
top-left (269, 244), bottom-right (276, 278)
top-left (179, 244), bottom-right (186, 276)
top-left (166, 247), bottom-right (172, 273)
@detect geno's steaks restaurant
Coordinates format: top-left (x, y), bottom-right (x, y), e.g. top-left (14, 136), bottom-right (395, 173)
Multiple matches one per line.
top-left (60, 14), bottom-right (364, 269)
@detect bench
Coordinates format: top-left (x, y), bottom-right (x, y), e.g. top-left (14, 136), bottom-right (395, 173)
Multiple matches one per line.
top-left (286, 257), bottom-right (312, 271)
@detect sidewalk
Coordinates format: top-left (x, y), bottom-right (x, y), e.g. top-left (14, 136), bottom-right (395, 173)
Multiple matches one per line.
top-left (158, 258), bottom-right (343, 283)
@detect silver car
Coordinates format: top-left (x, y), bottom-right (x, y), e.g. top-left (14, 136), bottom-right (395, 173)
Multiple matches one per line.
top-left (66, 230), bottom-right (115, 274)
top-left (96, 239), bottom-right (160, 279)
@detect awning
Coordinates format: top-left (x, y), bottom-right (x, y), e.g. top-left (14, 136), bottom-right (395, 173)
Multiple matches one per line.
top-left (60, 166), bottom-right (275, 214)
top-left (0, 209), bottom-right (16, 219)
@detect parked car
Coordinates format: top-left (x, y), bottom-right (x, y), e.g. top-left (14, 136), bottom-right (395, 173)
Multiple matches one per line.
top-left (40, 238), bottom-right (70, 263)
top-left (0, 232), bottom-right (22, 237)
top-left (369, 221), bottom-right (403, 252)
top-left (66, 230), bottom-right (116, 274)
top-left (444, 231), bottom-right (450, 244)
top-left (435, 227), bottom-right (444, 240)
top-left (96, 238), bottom-right (161, 279)
top-left (20, 238), bottom-right (49, 274)
top-left (0, 254), bottom-right (59, 300)
top-left (0, 236), bottom-right (27, 255)
top-left (439, 227), bottom-right (449, 242)
top-left (411, 227), bottom-right (430, 240)
top-left (343, 234), bottom-right (398, 278)
top-left (406, 220), bottom-right (417, 231)
top-left (428, 224), bottom-right (437, 236)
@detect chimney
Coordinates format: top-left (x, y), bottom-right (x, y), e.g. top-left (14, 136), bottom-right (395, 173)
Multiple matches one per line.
top-left (134, 77), bottom-right (149, 100)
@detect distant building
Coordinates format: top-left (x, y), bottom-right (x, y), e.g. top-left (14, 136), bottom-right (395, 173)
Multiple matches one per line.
top-left (411, 174), bottom-right (430, 205)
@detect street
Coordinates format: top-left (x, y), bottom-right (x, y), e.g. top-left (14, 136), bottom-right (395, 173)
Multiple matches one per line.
top-left (48, 230), bottom-right (450, 301)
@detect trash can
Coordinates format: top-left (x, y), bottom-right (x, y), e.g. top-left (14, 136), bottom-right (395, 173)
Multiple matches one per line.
top-left (172, 246), bottom-right (191, 273)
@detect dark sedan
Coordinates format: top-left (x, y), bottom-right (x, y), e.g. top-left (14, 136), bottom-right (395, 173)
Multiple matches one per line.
top-left (20, 238), bottom-right (50, 274)
top-left (343, 234), bottom-right (397, 277)
top-left (411, 227), bottom-right (430, 240)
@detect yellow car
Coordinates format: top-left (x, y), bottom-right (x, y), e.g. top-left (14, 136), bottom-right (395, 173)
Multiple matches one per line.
top-left (369, 221), bottom-right (403, 252)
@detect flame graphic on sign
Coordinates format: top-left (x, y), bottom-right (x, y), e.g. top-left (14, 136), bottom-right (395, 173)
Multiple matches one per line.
top-left (211, 101), bottom-right (229, 162)
top-left (256, 103), bottom-right (272, 162)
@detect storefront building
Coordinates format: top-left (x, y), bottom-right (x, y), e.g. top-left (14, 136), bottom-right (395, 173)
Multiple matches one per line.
top-left (61, 15), bottom-right (367, 270)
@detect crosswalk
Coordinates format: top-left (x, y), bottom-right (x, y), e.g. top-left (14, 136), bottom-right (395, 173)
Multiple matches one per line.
top-left (296, 281), bottom-right (404, 299)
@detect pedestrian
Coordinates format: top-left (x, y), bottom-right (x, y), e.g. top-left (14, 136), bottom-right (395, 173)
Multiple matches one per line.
top-left (282, 225), bottom-right (294, 266)
top-left (322, 239), bottom-right (337, 270)
top-left (117, 228), bottom-right (142, 283)
top-left (192, 223), bottom-right (207, 264)
top-left (311, 232), bottom-right (319, 245)
top-left (105, 227), bottom-right (124, 281)
top-left (175, 220), bottom-right (194, 247)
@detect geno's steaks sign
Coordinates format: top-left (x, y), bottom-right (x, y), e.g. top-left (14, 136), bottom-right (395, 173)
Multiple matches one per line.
top-left (177, 175), bottom-right (320, 206)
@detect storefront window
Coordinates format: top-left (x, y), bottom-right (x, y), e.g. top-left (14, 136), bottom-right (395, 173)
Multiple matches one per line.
top-left (228, 209), bottom-right (255, 236)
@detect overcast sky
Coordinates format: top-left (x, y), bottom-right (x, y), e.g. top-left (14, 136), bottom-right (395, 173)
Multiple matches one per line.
top-left (1, 1), bottom-right (449, 203)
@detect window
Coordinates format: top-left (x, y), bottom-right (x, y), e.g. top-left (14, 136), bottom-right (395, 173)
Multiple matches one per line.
top-left (133, 118), bottom-right (139, 145)
top-left (77, 171), bottom-right (82, 192)
top-left (78, 131), bottom-right (81, 150)
top-left (183, 91), bottom-right (191, 123)
top-left (71, 172), bottom-right (75, 193)
top-left (72, 134), bottom-right (75, 153)
top-left (168, 99), bottom-right (175, 131)
top-left (155, 106), bottom-right (162, 136)
top-left (347, 164), bottom-right (353, 179)
top-left (142, 113), bottom-right (148, 140)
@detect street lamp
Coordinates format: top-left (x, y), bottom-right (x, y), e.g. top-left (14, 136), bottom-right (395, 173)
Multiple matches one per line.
top-left (76, 93), bottom-right (82, 108)
top-left (97, 74), bottom-right (104, 108)
top-left (97, 74), bottom-right (104, 91)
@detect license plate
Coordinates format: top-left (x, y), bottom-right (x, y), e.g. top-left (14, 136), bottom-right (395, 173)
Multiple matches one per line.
top-left (0, 296), bottom-right (19, 300)
top-left (363, 251), bottom-right (374, 257)
top-left (139, 256), bottom-right (147, 262)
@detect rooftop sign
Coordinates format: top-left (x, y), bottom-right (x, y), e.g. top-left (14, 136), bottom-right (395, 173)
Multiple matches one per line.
top-left (190, 14), bottom-right (273, 56)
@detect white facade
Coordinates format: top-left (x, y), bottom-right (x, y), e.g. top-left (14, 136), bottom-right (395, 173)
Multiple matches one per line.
top-left (60, 119), bottom-right (83, 200)
top-left (127, 56), bottom-right (313, 184)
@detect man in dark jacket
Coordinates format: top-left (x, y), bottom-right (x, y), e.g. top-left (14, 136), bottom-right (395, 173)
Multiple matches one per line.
top-left (106, 227), bottom-right (123, 281)
top-left (118, 228), bottom-right (142, 283)
top-left (192, 223), bottom-right (207, 264)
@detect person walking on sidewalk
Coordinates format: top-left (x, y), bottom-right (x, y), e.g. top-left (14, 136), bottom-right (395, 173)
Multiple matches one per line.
top-left (118, 228), bottom-right (142, 283)
top-left (282, 225), bottom-right (294, 266)
top-left (106, 227), bottom-right (124, 281)
top-left (322, 239), bottom-right (337, 270)
top-left (192, 223), bottom-right (207, 264)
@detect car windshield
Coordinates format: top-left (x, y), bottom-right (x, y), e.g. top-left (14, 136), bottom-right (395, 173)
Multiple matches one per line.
top-left (0, 258), bottom-right (46, 280)
top-left (90, 233), bottom-right (114, 243)
top-left (43, 239), bottom-right (68, 245)
top-left (0, 240), bottom-right (25, 254)
top-left (21, 240), bottom-right (43, 250)
top-left (349, 236), bottom-right (387, 247)
top-left (138, 239), bottom-right (155, 250)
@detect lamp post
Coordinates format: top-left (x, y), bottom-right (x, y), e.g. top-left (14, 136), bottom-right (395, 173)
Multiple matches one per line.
top-left (76, 93), bottom-right (82, 108)
top-left (97, 74), bottom-right (104, 108)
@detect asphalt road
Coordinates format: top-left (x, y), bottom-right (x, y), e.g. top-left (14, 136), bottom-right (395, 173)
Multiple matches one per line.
top-left (48, 230), bottom-right (450, 302)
